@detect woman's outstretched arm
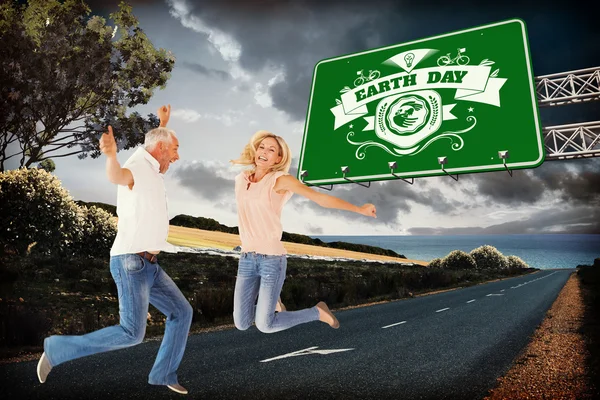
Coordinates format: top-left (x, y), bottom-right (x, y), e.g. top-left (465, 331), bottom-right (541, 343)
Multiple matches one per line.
top-left (274, 174), bottom-right (376, 218)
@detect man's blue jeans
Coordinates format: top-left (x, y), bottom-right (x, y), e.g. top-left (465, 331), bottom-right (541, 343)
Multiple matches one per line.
top-left (233, 252), bottom-right (319, 333)
top-left (43, 254), bottom-right (193, 386)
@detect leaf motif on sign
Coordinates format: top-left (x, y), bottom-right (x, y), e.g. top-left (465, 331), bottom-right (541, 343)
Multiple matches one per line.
top-left (335, 99), bottom-right (342, 105)
top-left (490, 69), bottom-right (499, 78)
top-left (340, 86), bottom-right (352, 93)
top-left (479, 59), bottom-right (495, 66)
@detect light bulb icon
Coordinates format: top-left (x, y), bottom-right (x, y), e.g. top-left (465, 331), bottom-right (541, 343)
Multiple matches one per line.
top-left (404, 53), bottom-right (415, 68)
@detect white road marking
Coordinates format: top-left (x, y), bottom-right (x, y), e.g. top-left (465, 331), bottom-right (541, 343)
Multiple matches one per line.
top-left (382, 321), bottom-right (407, 329)
top-left (260, 346), bottom-right (354, 363)
top-left (486, 293), bottom-right (504, 297)
top-left (436, 308), bottom-right (450, 313)
top-left (511, 271), bottom-right (558, 289)
top-left (467, 299), bottom-right (476, 303)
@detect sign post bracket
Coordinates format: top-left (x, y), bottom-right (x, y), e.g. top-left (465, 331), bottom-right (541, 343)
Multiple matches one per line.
top-left (437, 156), bottom-right (459, 181)
top-left (300, 170), bottom-right (333, 191)
top-left (498, 150), bottom-right (514, 177)
top-left (388, 161), bottom-right (415, 185)
top-left (341, 166), bottom-right (371, 188)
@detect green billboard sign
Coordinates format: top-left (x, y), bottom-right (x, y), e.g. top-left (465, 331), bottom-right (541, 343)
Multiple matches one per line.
top-left (298, 19), bottom-right (544, 186)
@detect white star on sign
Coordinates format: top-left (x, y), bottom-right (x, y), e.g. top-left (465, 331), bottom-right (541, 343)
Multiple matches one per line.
top-left (468, 107), bottom-right (474, 112)
top-left (349, 124), bottom-right (353, 128)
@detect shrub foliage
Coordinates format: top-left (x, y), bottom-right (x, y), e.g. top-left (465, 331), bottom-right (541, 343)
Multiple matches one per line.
top-left (0, 168), bottom-right (116, 256)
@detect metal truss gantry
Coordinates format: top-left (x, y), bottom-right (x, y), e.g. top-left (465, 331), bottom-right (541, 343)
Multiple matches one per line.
top-left (536, 66), bottom-right (600, 160)
top-left (543, 121), bottom-right (600, 161)
top-left (536, 66), bottom-right (600, 106)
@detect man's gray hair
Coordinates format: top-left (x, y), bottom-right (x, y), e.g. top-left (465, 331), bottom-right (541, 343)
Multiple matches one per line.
top-left (144, 127), bottom-right (177, 151)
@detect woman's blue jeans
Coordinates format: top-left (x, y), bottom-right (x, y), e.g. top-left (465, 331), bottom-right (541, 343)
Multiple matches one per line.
top-left (233, 252), bottom-right (319, 333)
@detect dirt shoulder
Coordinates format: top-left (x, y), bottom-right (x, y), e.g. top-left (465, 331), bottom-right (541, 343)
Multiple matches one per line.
top-left (484, 271), bottom-right (598, 399)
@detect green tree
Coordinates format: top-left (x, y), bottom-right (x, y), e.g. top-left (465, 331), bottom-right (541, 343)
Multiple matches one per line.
top-left (37, 159), bottom-right (56, 172)
top-left (470, 245), bottom-right (509, 270)
top-left (427, 258), bottom-right (443, 268)
top-left (0, 168), bottom-right (117, 257)
top-left (0, 0), bottom-right (175, 171)
top-left (506, 255), bottom-right (529, 269)
top-left (443, 250), bottom-right (477, 270)
top-left (0, 168), bottom-right (81, 256)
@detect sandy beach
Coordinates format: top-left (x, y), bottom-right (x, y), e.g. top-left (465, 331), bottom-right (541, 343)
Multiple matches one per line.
top-left (167, 225), bottom-right (428, 266)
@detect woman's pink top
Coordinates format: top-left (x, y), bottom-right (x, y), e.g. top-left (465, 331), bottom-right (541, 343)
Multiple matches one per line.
top-left (234, 170), bottom-right (293, 255)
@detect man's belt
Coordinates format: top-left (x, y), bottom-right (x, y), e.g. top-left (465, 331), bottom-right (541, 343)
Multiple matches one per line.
top-left (137, 251), bottom-right (158, 263)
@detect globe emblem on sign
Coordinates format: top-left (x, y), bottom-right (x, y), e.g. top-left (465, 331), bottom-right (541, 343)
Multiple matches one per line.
top-left (386, 94), bottom-right (430, 135)
top-left (374, 90), bottom-right (442, 150)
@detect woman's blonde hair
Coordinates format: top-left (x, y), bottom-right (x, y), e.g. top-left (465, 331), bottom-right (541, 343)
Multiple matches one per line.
top-left (230, 130), bottom-right (292, 173)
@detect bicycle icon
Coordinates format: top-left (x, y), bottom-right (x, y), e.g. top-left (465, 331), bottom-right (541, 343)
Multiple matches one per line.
top-left (437, 48), bottom-right (470, 67)
top-left (354, 69), bottom-right (381, 87)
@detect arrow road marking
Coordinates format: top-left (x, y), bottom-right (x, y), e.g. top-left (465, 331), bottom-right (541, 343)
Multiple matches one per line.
top-left (260, 346), bottom-right (355, 363)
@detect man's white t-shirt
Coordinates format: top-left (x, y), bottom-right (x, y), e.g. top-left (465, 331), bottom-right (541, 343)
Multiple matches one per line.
top-left (110, 147), bottom-right (176, 256)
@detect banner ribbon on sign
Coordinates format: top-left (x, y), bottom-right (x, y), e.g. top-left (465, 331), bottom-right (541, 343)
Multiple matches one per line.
top-left (330, 65), bottom-right (506, 129)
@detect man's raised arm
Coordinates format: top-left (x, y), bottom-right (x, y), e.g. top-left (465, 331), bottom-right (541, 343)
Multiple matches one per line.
top-left (158, 104), bottom-right (171, 127)
top-left (99, 125), bottom-right (134, 187)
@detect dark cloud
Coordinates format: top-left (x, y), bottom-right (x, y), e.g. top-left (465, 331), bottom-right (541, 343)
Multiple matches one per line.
top-left (172, 0), bottom-right (401, 120)
top-left (293, 178), bottom-right (460, 227)
top-left (463, 158), bottom-right (600, 206)
top-left (182, 62), bottom-right (231, 80)
top-left (461, 169), bottom-right (546, 205)
top-left (534, 158), bottom-right (600, 205)
top-left (174, 161), bottom-right (299, 203)
top-left (304, 223), bottom-right (323, 235)
top-left (85, 0), bottom-right (158, 10)
top-left (407, 157), bottom-right (600, 234)
top-left (409, 205), bottom-right (600, 235)
top-left (174, 0), bottom-right (599, 122)
top-left (172, 162), bottom-right (233, 201)
top-left (538, 101), bottom-right (600, 127)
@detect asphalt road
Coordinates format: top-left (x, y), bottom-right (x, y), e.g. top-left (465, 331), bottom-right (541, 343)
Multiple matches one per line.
top-left (0, 269), bottom-right (572, 400)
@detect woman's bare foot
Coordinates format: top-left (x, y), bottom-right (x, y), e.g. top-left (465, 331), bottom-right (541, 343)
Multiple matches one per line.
top-left (316, 301), bottom-right (339, 329)
top-left (275, 297), bottom-right (286, 312)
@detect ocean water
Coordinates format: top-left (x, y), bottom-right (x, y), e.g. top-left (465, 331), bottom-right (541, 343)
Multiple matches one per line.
top-left (312, 234), bottom-right (600, 270)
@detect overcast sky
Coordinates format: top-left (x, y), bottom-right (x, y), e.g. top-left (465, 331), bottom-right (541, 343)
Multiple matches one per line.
top-left (23, 0), bottom-right (600, 235)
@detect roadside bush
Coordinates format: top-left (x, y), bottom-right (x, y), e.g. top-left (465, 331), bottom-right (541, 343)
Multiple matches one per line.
top-left (191, 288), bottom-right (233, 324)
top-left (0, 304), bottom-right (53, 347)
top-left (443, 250), bottom-right (477, 270)
top-left (75, 201), bottom-right (117, 217)
top-left (506, 255), bottom-right (529, 269)
top-left (577, 258), bottom-right (600, 285)
top-left (0, 168), bottom-right (81, 256)
top-left (470, 245), bottom-right (508, 270)
top-left (71, 205), bottom-right (117, 257)
top-left (421, 268), bottom-right (454, 288)
top-left (0, 168), bottom-right (116, 257)
top-left (427, 258), bottom-right (443, 268)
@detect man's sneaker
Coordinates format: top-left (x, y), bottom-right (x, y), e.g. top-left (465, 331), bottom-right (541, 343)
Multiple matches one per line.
top-left (37, 352), bottom-right (52, 383)
top-left (167, 384), bottom-right (188, 395)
